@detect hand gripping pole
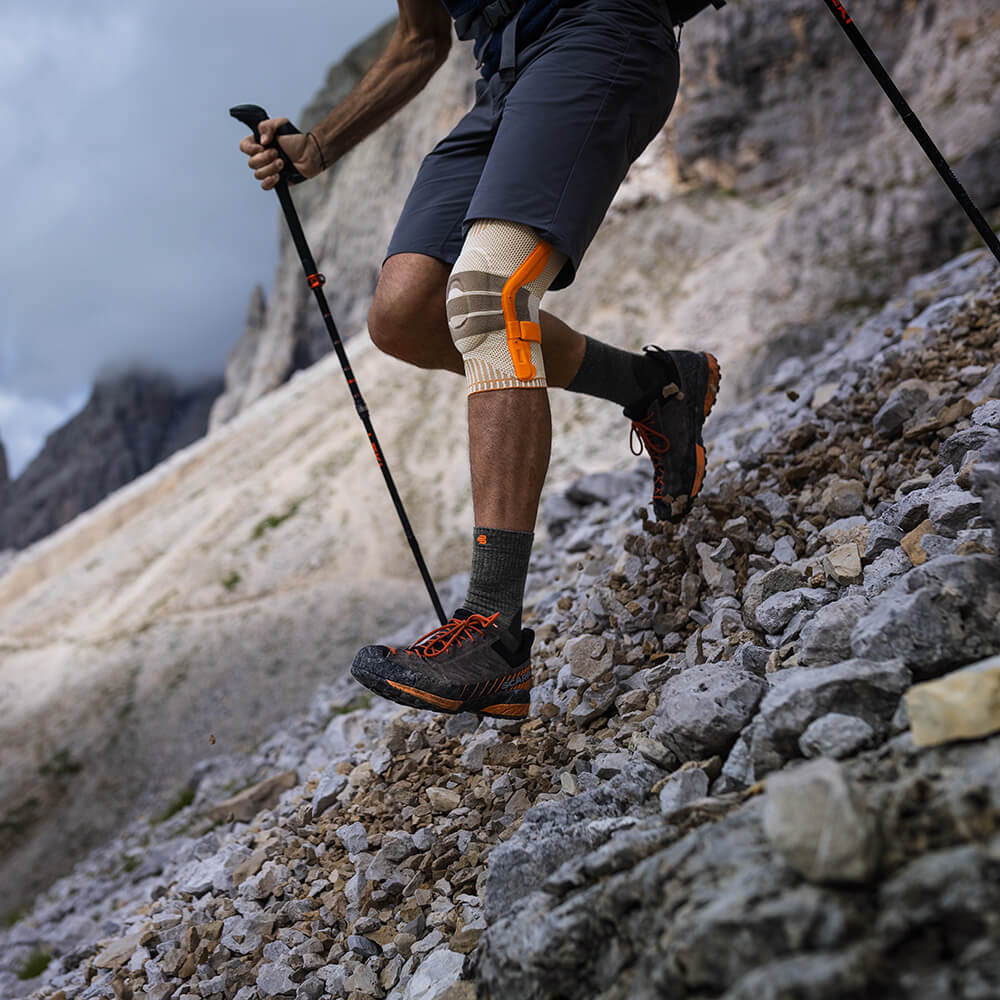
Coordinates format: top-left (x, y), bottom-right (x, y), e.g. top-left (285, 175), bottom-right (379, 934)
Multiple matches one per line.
top-left (230, 104), bottom-right (447, 626)
top-left (820, 1), bottom-right (1000, 265)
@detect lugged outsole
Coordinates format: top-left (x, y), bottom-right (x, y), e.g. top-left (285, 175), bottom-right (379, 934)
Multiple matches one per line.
top-left (662, 351), bottom-right (721, 524)
top-left (351, 663), bottom-right (531, 720)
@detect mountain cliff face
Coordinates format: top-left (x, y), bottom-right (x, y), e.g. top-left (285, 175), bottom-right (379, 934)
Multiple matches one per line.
top-left (1, 371), bottom-right (222, 551)
top-left (210, 0), bottom-right (1000, 425)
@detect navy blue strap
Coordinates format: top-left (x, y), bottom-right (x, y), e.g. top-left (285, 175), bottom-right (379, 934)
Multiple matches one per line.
top-left (454, 0), bottom-right (525, 40)
top-left (498, 7), bottom-right (524, 80)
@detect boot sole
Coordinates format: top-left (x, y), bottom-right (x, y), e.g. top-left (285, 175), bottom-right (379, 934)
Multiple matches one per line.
top-left (351, 661), bottom-right (531, 719)
top-left (662, 351), bottom-right (721, 524)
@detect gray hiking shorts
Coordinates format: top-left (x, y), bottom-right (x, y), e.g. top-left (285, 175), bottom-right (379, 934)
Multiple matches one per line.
top-left (385, 0), bottom-right (680, 290)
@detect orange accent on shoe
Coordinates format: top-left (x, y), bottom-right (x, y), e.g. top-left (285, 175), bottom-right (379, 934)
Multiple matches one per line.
top-left (404, 612), bottom-right (501, 659)
top-left (704, 354), bottom-right (721, 417)
top-left (501, 241), bottom-right (552, 381)
top-left (482, 702), bottom-right (530, 718)
top-left (512, 679), bottom-right (533, 691)
top-left (386, 681), bottom-right (463, 712)
top-left (692, 444), bottom-right (707, 497)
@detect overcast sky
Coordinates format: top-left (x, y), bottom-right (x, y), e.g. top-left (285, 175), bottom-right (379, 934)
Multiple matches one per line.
top-left (0, 0), bottom-right (398, 478)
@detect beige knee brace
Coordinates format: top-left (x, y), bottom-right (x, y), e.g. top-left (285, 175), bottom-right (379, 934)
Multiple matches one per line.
top-left (447, 220), bottom-right (566, 395)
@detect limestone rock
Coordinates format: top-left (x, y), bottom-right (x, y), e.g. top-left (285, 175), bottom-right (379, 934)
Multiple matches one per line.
top-left (905, 654), bottom-right (1000, 748)
top-left (763, 759), bottom-right (880, 884)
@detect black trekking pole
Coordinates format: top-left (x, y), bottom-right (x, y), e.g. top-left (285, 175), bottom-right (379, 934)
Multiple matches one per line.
top-left (230, 103), bottom-right (447, 626)
top-left (820, 0), bottom-right (1000, 265)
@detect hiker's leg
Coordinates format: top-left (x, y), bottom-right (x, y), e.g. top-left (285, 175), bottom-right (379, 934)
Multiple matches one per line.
top-left (369, 252), bottom-right (586, 387)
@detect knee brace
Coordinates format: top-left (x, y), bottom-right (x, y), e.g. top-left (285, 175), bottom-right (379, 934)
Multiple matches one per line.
top-left (447, 220), bottom-right (566, 395)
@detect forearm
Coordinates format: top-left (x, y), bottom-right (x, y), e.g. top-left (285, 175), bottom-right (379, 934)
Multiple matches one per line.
top-left (311, 24), bottom-right (451, 167)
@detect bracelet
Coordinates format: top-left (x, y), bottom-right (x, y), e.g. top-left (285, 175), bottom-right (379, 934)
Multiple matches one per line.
top-left (307, 131), bottom-right (327, 172)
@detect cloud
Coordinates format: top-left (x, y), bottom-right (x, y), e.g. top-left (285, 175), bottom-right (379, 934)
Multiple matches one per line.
top-left (1, 0), bottom-right (398, 476)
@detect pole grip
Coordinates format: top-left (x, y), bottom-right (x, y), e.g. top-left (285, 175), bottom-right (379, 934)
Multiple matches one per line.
top-left (229, 104), bottom-right (270, 143)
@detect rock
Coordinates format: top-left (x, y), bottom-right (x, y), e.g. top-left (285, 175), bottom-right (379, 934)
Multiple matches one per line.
top-left (659, 769), bottom-right (710, 815)
top-left (93, 931), bottom-right (144, 971)
top-left (970, 438), bottom-right (1000, 538)
top-left (426, 787), bottom-right (462, 813)
top-left (651, 662), bottom-right (767, 763)
top-left (864, 521), bottom-right (903, 562)
top-left (743, 566), bottom-right (807, 628)
top-left (821, 544), bottom-right (862, 584)
top-left (755, 591), bottom-right (807, 634)
top-left (564, 635), bottom-right (613, 684)
top-left (722, 659), bottom-right (911, 786)
top-left (396, 948), bottom-right (465, 1000)
top-left (819, 480), bottom-right (865, 519)
top-left (311, 765), bottom-right (349, 818)
top-left (208, 770), bottom-right (298, 824)
top-left (337, 822), bottom-right (369, 855)
top-left (905, 654), bottom-right (1000, 748)
top-left (798, 713), bottom-right (876, 759)
top-left (900, 519), bottom-right (935, 566)
top-left (566, 472), bottom-right (622, 506)
top-left (873, 379), bottom-right (933, 438)
top-left (763, 759), bottom-right (880, 884)
top-left (483, 761), bottom-right (660, 921)
top-left (697, 541), bottom-right (737, 594)
top-left (927, 489), bottom-right (981, 537)
top-left (459, 730), bottom-right (502, 771)
top-left (940, 426), bottom-right (999, 469)
top-left (851, 555), bottom-right (1000, 680)
top-left (798, 595), bottom-right (869, 668)
top-left (257, 959), bottom-right (298, 997)
top-left (239, 861), bottom-right (291, 901)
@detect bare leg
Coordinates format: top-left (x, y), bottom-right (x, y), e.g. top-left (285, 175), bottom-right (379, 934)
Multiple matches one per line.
top-left (369, 253), bottom-right (585, 387)
top-left (468, 388), bottom-right (550, 531)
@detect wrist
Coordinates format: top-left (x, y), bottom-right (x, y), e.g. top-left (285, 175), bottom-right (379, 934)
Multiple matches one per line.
top-left (307, 131), bottom-right (327, 174)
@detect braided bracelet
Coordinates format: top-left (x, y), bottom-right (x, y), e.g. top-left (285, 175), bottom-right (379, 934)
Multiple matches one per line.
top-left (307, 131), bottom-right (327, 172)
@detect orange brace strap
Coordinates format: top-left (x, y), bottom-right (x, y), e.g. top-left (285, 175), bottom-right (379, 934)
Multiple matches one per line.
top-left (501, 241), bottom-right (552, 382)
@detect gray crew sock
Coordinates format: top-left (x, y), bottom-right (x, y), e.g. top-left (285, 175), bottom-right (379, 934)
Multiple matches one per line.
top-left (566, 336), bottom-right (665, 408)
top-left (463, 526), bottom-right (534, 640)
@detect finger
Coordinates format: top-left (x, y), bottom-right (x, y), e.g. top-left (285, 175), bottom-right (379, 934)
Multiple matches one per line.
top-left (253, 158), bottom-right (284, 182)
top-left (257, 116), bottom-right (290, 148)
top-left (247, 149), bottom-right (279, 170)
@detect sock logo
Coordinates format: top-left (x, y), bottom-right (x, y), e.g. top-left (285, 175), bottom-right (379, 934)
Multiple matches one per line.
top-left (477, 534), bottom-right (488, 545)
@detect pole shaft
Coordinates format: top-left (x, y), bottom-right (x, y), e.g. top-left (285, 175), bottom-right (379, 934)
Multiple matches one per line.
top-left (275, 183), bottom-right (448, 625)
top-left (820, 0), bottom-right (1000, 264)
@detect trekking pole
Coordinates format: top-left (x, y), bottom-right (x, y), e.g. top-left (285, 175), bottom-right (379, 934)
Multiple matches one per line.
top-left (230, 104), bottom-right (448, 626)
top-left (819, 0), bottom-right (1000, 265)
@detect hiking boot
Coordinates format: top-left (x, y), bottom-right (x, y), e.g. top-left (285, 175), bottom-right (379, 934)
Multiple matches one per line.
top-left (351, 609), bottom-right (533, 719)
top-left (625, 347), bottom-right (721, 523)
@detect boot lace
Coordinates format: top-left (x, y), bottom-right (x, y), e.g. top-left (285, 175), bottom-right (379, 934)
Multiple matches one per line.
top-left (402, 613), bottom-right (500, 659)
top-left (630, 417), bottom-right (671, 499)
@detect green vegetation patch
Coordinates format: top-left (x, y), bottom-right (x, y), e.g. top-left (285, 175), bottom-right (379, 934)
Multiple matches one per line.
top-left (18, 950), bottom-right (51, 980)
top-left (221, 570), bottom-right (242, 591)
top-left (251, 500), bottom-right (301, 541)
top-left (153, 785), bottom-right (196, 824)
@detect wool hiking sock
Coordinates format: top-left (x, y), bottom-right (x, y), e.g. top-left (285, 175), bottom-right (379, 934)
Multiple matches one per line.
top-left (463, 526), bottom-right (534, 642)
top-left (566, 336), bottom-right (674, 408)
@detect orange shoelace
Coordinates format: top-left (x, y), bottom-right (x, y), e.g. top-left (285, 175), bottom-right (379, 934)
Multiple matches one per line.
top-left (402, 612), bottom-right (500, 659)
top-left (630, 419), bottom-right (671, 498)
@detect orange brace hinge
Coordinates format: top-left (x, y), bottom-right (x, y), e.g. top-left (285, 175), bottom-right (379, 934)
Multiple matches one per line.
top-left (501, 241), bottom-right (552, 381)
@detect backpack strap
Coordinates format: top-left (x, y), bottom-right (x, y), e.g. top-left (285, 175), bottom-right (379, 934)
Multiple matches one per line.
top-left (454, 0), bottom-right (526, 40)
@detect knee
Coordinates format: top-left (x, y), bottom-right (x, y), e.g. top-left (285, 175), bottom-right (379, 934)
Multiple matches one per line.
top-left (367, 281), bottom-right (415, 362)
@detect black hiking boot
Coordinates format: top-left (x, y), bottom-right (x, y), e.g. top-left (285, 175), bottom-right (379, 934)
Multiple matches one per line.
top-left (351, 610), bottom-right (533, 719)
top-left (625, 347), bottom-right (722, 523)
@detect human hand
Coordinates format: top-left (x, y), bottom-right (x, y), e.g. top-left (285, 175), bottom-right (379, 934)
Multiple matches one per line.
top-left (238, 117), bottom-right (320, 190)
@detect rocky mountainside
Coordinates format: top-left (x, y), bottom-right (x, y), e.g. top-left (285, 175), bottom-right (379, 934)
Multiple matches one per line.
top-left (211, 0), bottom-right (1000, 426)
top-left (1, 0), bottom-right (999, 982)
top-left (3, 249), bottom-right (998, 999)
top-left (1, 371), bottom-right (222, 551)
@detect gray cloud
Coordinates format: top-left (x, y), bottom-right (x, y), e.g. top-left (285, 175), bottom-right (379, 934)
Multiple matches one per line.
top-left (1, 0), bottom-right (398, 476)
